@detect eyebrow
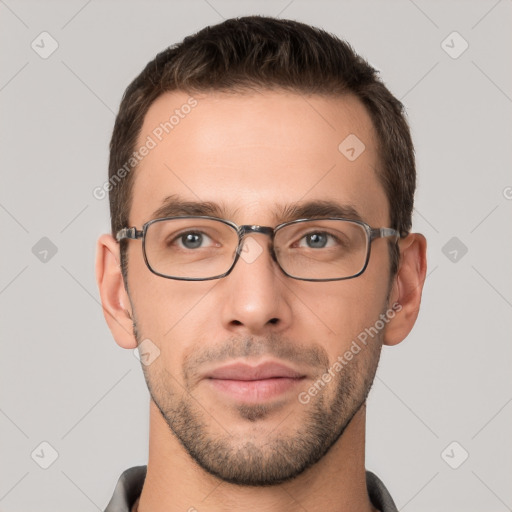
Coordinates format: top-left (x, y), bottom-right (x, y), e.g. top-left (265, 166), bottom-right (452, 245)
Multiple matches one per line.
top-left (150, 194), bottom-right (363, 224)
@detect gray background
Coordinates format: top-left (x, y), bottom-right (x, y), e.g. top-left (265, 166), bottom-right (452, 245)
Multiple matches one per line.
top-left (1, 0), bottom-right (511, 510)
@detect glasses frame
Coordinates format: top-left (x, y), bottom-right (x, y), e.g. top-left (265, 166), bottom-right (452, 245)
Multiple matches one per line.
top-left (116, 215), bottom-right (401, 282)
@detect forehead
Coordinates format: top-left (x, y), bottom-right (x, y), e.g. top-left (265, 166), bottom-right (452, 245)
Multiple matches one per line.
top-left (129, 90), bottom-right (389, 226)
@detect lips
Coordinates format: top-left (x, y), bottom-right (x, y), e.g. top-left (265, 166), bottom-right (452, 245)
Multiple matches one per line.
top-left (207, 362), bottom-right (305, 381)
top-left (205, 362), bottom-right (306, 402)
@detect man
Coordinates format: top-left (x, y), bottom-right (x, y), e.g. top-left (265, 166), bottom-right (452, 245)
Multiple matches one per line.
top-left (96, 15), bottom-right (426, 512)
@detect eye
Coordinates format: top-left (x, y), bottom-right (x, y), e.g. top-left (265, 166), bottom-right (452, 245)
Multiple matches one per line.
top-left (174, 231), bottom-right (215, 250)
top-left (297, 232), bottom-right (338, 249)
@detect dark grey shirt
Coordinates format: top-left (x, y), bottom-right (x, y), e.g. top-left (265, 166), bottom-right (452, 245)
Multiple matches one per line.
top-left (104, 466), bottom-right (398, 512)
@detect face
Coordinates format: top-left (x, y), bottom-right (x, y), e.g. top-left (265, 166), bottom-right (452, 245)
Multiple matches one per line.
top-left (125, 90), bottom-right (394, 485)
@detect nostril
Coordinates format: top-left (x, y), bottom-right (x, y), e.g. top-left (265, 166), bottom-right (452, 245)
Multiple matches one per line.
top-left (269, 318), bottom-right (279, 324)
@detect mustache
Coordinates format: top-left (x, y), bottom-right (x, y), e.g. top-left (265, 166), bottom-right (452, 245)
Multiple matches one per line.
top-left (183, 333), bottom-right (330, 376)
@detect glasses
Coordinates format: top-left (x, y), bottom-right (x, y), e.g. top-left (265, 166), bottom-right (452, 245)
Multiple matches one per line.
top-left (116, 216), bottom-right (400, 282)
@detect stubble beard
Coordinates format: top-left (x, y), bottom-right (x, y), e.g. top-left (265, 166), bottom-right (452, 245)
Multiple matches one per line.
top-left (135, 326), bottom-right (383, 487)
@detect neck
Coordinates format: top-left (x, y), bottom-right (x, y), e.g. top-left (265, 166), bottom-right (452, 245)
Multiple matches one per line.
top-left (136, 401), bottom-right (377, 512)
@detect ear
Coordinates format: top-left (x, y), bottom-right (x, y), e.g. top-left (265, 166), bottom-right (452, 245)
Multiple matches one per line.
top-left (95, 234), bottom-right (137, 349)
top-left (383, 233), bottom-right (427, 346)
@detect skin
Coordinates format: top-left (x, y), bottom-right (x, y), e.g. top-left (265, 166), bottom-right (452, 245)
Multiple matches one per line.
top-left (96, 90), bottom-right (427, 512)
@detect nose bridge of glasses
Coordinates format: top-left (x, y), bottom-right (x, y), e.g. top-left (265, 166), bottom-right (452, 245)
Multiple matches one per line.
top-left (236, 225), bottom-right (277, 261)
top-left (238, 225), bottom-right (275, 238)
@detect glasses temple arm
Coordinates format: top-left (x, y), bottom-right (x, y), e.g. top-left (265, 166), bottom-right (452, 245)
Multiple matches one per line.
top-left (369, 227), bottom-right (402, 241)
top-left (116, 227), bottom-right (143, 242)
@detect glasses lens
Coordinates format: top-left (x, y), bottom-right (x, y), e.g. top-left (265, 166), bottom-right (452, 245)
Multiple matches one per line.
top-left (274, 219), bottom-right (369, 280)
top-left (144, 218), bottom-right (238, 279)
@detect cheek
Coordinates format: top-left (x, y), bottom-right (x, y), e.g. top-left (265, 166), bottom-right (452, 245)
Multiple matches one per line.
top-left (296, 272), bottom-right (390, 361)
top-left (129, 271), bottom-right (218, 366)
top-left (127, 243), bottom-right (210, 334)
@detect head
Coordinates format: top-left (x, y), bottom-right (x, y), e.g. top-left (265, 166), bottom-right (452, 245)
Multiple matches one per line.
top-left (97, 16), bottom-right (426, 486)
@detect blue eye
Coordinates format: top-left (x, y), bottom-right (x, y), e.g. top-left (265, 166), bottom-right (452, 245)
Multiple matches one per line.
top-left (304, 233), bottom-right (328, 248)
top-left (180, 232), bottom-right (204, 249)
top-left (297, 232), bottom-right (338, 249)
top-left (174, 231), bottom-right (217, 250)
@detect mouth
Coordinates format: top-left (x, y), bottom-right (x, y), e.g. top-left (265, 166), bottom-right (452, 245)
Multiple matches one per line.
top-left (205, 362), bottom-right (307, 402)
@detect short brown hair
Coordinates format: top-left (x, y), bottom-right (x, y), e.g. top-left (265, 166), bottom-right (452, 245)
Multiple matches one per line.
top-left (109, 15), bottom-right (415, 280)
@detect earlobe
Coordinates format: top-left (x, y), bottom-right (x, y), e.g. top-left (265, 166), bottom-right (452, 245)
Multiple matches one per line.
top-left (95, 234), bottom-right (137, 349)
top-left (383, 233), bottom-right (427, 346)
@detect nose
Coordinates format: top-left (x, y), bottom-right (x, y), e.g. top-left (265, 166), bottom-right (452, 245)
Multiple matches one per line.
top-left (219, 234), bottom-right (293, 335)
